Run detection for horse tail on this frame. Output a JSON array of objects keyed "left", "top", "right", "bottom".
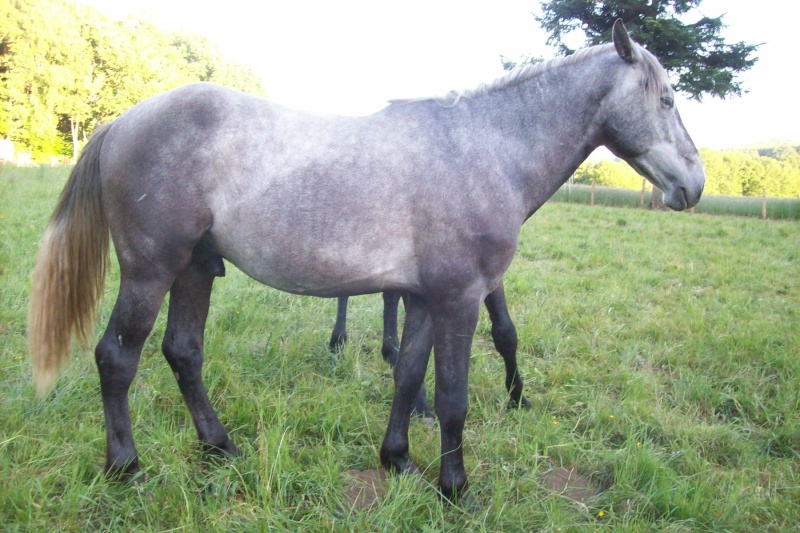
[{"left": 28, "top": 123, "right": 112, "bottom": 397}]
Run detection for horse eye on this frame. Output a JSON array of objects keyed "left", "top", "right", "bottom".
[{"left": 661, "top": 96, "right": 674, "bottom": 109}]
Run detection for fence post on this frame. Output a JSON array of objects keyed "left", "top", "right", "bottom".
[
  {"left": 591, "top": 177, "right": 596, "bottom": 206},
  {"left": 640, "top": 178, "right": 646, "bottom": 208},
  {"left": 762, "top": 188, "right": 767, "bottom": 219}
]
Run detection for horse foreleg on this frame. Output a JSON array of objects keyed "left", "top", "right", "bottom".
[
  {"left": 95, "top": 278, "right": 171, "bottom": 479},
  {"left": 381, "top": 291, "right": 433, "bottom": 420},
  {"left": 430, "top": 297, "right": 481, "bottom": 501},
  {"left": 329, "top": 296, "right": 349, "bottom": 351},
  {"left": 161, "top": 260, "right": 239, "bottom": 457},
  {"left": 380, "top": 294, "right": 433, "bottom": 475},
  {"left": 484, "top": 282, "right": 531, "bottom": 409}
]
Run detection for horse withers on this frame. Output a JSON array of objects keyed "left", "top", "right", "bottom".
[{"left": 28, "top": 20, "right": 704, "bottom": 501}]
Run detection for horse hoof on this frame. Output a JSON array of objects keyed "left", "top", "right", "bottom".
[
  {"left": 381, "top": 343, "right": 399, "bottom": 365},
  {"left": 329, "top": 332, "right": 347, "bottom": 352},
  {"left": 380, "top": 451, "right": 421, "bottom": 476},
  {"left": 411, "top": 405, "right": 436, "bottom": 422},
  {"left": 444, "top": 488, "right": 482, "bottom": 512},
  {"left": 104, "top": 457, "right": 141, "bottom": 483},
  {"left": 437, "top": 482, "right": 479, "bottom": 510},
  {"left": 508, "top": 396, "right": 532, "bottom": 410},
  {"left": 203, "top": 440, "right": 241, "bottom": 458}
]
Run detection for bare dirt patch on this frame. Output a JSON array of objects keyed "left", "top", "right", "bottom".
[
  {"left": 540, "top": 467, "right": 599, "bottom": 503},
  {"left": 341, "top": 469, "right": 388, "bottom": 511}
]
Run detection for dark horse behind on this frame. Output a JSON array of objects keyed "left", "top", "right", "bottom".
[
  {"left": 330, "top": 282, "right": 530, "bottom": 420},
  {"left": 28, "top": 21, "right": 703, "bottom": 500}
]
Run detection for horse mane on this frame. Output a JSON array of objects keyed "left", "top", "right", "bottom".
[{"left": 389, "top": 42, "right": 670, "bottom": 108}]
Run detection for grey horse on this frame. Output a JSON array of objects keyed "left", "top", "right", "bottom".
[{"left": 29, "top": 21, "right": 704, "bottom": 500}]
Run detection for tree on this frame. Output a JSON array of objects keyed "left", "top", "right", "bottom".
[
  {"left": 576, "top": 159, "right": 643, "bottom": 189},
  {"left": 0, "top": 0, "right": 266, "bottom": 160},
  {"left": 537, "top": 0, "right": 760, "bottom": 100},
  {"left": 0, "top": 0, "right": 82, "bottom": 157}
]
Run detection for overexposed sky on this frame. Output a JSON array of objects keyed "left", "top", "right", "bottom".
[{"left": 77, "top": 0, "right": 798, "bottom": 150}]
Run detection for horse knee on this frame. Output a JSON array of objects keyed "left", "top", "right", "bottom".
[
  {"left": 162, "top": 332, "right": 203, "bottom": 379},
  {"left": 95, "top": 335, "right": 139, "bottom": 389},
  {"left": 491, "top": 320, "right": 518, "bottom": 355}
]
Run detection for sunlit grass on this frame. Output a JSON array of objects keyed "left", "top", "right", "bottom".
[{"left": 1, "top": 165, "right": 798, "bottom": 530}]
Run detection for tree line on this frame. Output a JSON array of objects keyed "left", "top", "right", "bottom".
[
  {"left": 0, "top": 0, "right": 265, "bottom": 161},
  {"left": 574, "top": 146, "right": 800, "bottom": 198}
]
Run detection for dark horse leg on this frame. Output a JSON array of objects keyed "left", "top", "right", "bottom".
[
  {"left": 390, "top": 282, "right": 529, "bottom": 413},
  {"left": 380, "top": 294, "right": 434, "bottom": 474},
  {"left": 381, "top": 291, "right": 433, "bottom": 420},
  {"left": 484, "top": 283, "right": 531, "bottom": 409},
  {"left": 382, "top": 293, "right": 481, "bottom": 499},
  {"left": 330, "top": 291, "right": 432, "bottom": 419},
  {"left": 380, "top": 290, "right": 403, "bottom": 364},
  {"left": 329, "top": 292, "right": 403, "bottom": 361},
  {"left": 161, "top": 257, "right": 239, "bottom": 456},
  {"left": 95, "top": 275, "right": 173, "bottom": 478},
  {"left": 430, "top": 297, "right": 482, "bottom": 499},
  {"left": 95, "top": 245, "right": 237, "bottom": 478},
  {"left": 329, "top": 296, "right": 349, "bottom": 351}
]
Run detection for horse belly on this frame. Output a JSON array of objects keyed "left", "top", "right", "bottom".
[{"left": 209, "top": 220, "right": 418, "bottom": 297}]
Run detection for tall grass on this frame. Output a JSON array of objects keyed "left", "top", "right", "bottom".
[
  {"left": 553, "top": 182, "right": 800, "bottom": 219},
  {"left": 2, "top": 165, "right": 799, "bottom": 531}
]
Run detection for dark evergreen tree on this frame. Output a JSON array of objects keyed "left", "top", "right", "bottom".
[{"left": 537, "top": 0, "right": 760, "bottom": 100}]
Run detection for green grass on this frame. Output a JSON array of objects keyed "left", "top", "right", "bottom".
[
  {"left": 2, "top": 165, "right": 799, "bottom": 531},
  {"left": 553, "top": 183, "right": 800, "bottom": 219}
]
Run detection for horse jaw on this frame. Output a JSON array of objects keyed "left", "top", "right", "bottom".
[{"left": 626, "top": 143, "right": 705, "bottom": 210}]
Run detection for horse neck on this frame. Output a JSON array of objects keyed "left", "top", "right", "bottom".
[{"left": 468, "top": 56, "right": 616, "bottom": 217}]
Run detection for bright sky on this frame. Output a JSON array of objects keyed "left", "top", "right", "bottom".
[{"left": 77, "top": 0, "right": 798, "bottom": 150}]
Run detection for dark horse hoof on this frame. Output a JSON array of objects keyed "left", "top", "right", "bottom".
[
  {"left": 104, "top": 457, "right": 142, "bottom": 484},
  {"left": 202, "top": 440, "right": 241, "bottom": 458},
  {"left": 380, "top": 449, "right": 421, "bottom": 476},
  {"left": 329, "top": 331, "right": 348, "bottom": 352},
  {"left": 439, "top": 485, "right": 482, "bottom": 512},
  {"left": 381, "top": 341, "right": 400, "bottom": 366},
  {"left": 508, "top": 396, "right": 532, "bottom": 410}
]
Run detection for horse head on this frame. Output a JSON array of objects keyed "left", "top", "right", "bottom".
[{"left": 600, "top": 20, "right": 705, "bottom": 210}]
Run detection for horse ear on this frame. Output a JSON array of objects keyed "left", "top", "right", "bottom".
[{"left": 612, "top": 19, "right": 635, "bottom": 63}]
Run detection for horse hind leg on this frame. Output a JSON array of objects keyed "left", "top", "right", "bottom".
[
  {"left": 161, "top": 256, "right": 239, "bottom": 457},
  {"left": 381, "top": 291, "right": 403, "bottom": 365},
  {"left": 329, "top": 296, "right": 349, "bottom": 351},
  {"left": 484, "top": 282, "right": 530, "bottom": 409},
  {"left": 95, "top": 276, "right": 173, "bottom": 478}
]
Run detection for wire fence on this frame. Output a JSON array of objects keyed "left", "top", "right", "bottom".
[{"left": 552, "top": 181, "right": 800, "bottom": 220}]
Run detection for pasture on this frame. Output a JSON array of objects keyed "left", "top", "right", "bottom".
[{"left": 1, "top": 165, "right": 798, "bottom": 531}]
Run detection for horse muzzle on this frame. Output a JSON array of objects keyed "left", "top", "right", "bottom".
[{"left": 630, "top": 146, "right": 705, "bottom": 211}]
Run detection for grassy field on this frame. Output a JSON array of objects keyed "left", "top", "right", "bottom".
[{"left": 1, "top": 165, "right": 798, "bottom": 531}]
